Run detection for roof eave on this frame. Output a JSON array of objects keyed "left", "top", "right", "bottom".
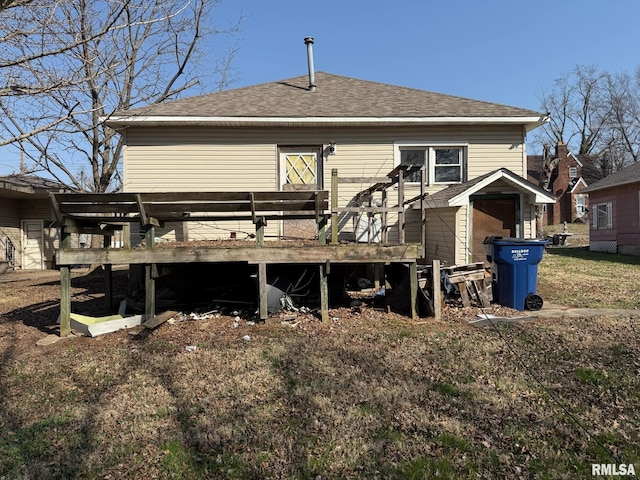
[
  {"left": 448, "top": 170, "right": 556, "bottom": 206},
  {"left": 105, "top": 115, "right": 548, "bottom": 129}
]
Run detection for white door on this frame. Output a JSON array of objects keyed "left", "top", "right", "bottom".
[{"left": 22, "top": 220, "right": 44, "bottom": 269}]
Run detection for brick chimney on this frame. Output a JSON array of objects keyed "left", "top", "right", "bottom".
[
  {"left": 551, "top": 142, "right": 570, "bottom": 225},
  {"left": 555, "top": 142, "right": 568, "bottom": 160}
]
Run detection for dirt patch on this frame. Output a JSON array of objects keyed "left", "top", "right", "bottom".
[{"left": 0, "top": 267, "right": 520, "bottom": 352}]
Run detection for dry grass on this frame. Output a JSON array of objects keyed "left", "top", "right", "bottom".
[
  {"left": 538, "top": 247, "right": 640, "bottom": 308},
  {"left": 0, "top": 255, "right": 639, "bottom": 479}
]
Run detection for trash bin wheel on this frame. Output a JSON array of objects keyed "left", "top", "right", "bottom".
[{"left": 524, "top": 294, "right": 543, "bottom": 311}]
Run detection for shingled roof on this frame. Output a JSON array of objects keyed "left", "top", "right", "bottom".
[
  {"left": 582, "top": 160, "right": 640, "bottom": 193},
  {"left": 527, "top": 152, "right": 603, "bottom": 186},
  {"left": 0, "top": 174, "right": 71, "bottom": 198},
  {"left": 108, "top": 72, "right": 546, "bottom": 129}
]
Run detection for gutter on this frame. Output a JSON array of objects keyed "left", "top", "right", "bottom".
[{"left": 105, "top": 115, "right": 549, "bottom": 131}]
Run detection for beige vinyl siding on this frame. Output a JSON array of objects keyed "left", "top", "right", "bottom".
[
  {"left": 0, "top": 199, "right": 21, "bottom": 264},
  {"left": 123, "top": 124, "right": 526, "bottom": 242},
  {"left": 523, "top": 198, "right": 536, "bottom": 238},
  {"left": 423, "top": 207, "right": 460, "bottom": 266}
]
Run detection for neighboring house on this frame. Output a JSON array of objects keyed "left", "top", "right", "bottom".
[
  {"left": 527, "top": 142, "right": 603, "bottom": 225},
  {"left": 581, "top": 161, "right": 640, "bottom": 255},
  {"left": 106, "top": 71, "right": 555, "bottom": 266},
  {"left": 0, "top": 174, "right": 70, "bottom": 271}
]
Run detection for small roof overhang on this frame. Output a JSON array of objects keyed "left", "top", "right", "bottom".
[
  {"left": 421, "top": 168, "right": 556, "bottom": 209},
  {"left": 569, "top": 177, "right": 588, "bottom": 193},
  {"left": 105, "top": 115, "right": 548, "bottom": 131}
]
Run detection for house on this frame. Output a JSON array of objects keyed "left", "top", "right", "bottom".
[
  {"left": 527, "top": 142, "right": 603, "bottom": 226},
  {"left": 581, "top": 161, "right": 640, "bottom": 255},
  {"left": 0, "top": 174, "right": 70, "bottom": 271},
  {"left": 106, "top": 69, "right": 555, "bottom": 266}
]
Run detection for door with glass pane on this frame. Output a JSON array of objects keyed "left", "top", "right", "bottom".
[
  {"left": 279, "top": 147, "right": 323, "bottom": 238},
  {"left": 279, "top": 148, "right": 323, "bottom": 188}
]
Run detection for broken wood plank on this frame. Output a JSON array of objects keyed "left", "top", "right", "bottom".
[{"left": 143, "top": 310, "right": 179, "bottom": 329}]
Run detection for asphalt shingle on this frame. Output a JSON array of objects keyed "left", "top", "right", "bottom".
[{"left": 114, "top": 72, "right": 544, "bottom": 119}]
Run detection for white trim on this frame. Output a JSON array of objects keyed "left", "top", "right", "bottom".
[
  {"left": 106, "top": 115, "right": 548, "bottom": 130},
  {"left": 593, "top": 201, "right": 613, "bottom": 229},
  {"left": 569, "top": 177, "right": 588, "bottom": 193},
  {"left": 394, "top": 142, "right": 469, "bottom": 186},
  {"left": 448, "top": 170, "right": 556, "bottom": 206},
  {"left": 21, "top": 219, "right": 44, "bottom": 270}
]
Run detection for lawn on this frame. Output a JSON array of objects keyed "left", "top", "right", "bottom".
[{"left": 0, "top": 250, "right": 639, "bottom": 479}]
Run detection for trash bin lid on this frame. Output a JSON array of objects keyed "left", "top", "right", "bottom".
[{"left": 491, "top": 237, "right": 549, "bottom": 246}]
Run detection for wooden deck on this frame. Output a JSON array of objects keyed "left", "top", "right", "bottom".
[{"left": 51, "top": 176, "right": 425, "bottom": 337}]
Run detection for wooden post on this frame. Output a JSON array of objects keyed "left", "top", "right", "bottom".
[
  {"left": 59, "top": 228, "right": 72, "bottom": 337},
  {"left": 316, "top": 191, "right": 326, "bottom": 245},
  {"left": 331, "top": 168, "right": 338, "bottom": 244},
  {"left": 144, "top": 225, "right": 156, "bottom": 321},
  {"left": 256, "top": 217, "right": 265, "bottom": 247},
  {"left": 103, "top": 235, "right": 112, "bottom": 313},
  {"left": 258, "top": 262, "right": 268, "bottom": 322},
  {"left": 409, "top": 261, "right": 418, "bottom": 320},
  {"left": 420, "top": 167, "right": 427, "bottom": 261},
  {"left": 320, "top": 261, "right": 329, "bottom": 322},
  {"left": 398, "top": 169, "right": 405, "bottom": 244},
  {"left": 123, "top": 223, "right": 131, "bottom": 249},
  {"left": 60, "top": 266, "right": 71, "bottom": 337},
  {"left": 381, "top": 189, "right": 388, "bottom": 244},
  {"left": 432, "top": 259, "right": 442, "bottom": 320}
]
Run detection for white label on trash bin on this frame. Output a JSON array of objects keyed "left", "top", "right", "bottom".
[{"left": 511, "top": 248, "right": 529, "bottom": 261}]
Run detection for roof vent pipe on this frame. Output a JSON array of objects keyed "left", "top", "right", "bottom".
[{"left": 304, "top": 36, "right": 316, "bottom": 92}]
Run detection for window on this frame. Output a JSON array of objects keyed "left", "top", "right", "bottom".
[
  {"left": 399, "top": 149, "right": 426, "bottom": 182},
  {"left": 575, "top": 195, "right": 586, "bottom": 216},
  {"left": 592, "top": 202, "right": 612, "bottom": 229},
  {"left": 398, "top": 145, "right": 466, "bottom": 184},
  {"left": 569, "top": 166, "right": 577, "bottom": 178}
]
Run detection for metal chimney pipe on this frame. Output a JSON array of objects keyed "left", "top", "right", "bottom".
[{"left": 304, "top": 36, "right": 316, "bottom": 92}]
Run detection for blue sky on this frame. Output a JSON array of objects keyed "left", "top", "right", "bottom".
[
  {"left": 2, "top": 0, "right": 639, "bottom": 175},
  {"left": 212, "top": 0, "right": 639, "bottom": 111}
]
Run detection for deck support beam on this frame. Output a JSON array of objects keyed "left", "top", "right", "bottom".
[
  {"left": 320, "top": 261, "right": 329, "bottom": 322},
  {"left": 409, "top": 260, "right": 418, "bottom": 321},
  {"left": 258, "top": 262, "right": 268, "bottom": 321},
  {"left": 144, "top": 225, "right": 156, "bottom": 321},
  {"left": 59, "top": 229, "right": 72, "bottom": 337},
  {"left": 432, "top": 259, "right": 442, "bottom": 320},
  {"left": 103, "top": 235, "right": 112, "bottom": 313}
]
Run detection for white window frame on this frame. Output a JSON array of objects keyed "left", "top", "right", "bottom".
[
  {"left": 394, "top": 142, "right": 468, "bottom": 185},
  {"left": 569, "top": 166, "right": 577, "bottom": 178},
  {"left": 592, "top": 201, "right": 613, "bottom": 229},
  {"left": 575, "top": 195, "right": 586, "bottom": 216}
]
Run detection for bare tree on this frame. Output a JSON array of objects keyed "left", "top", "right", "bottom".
[
  {"left": 534, "top": 64, "right": 640, "bottom": 175},
  {"left": 535, "top": 144, "right": 561, "bottom": 237},
  {"left": 535, "top": 65, "right": 611, "bottom": 157},
  {"left": 0, "top": 0, "right": 240, "bottom": 192},
  {"left": 603, "top": 70, "right": 640, "bottom": 166}
]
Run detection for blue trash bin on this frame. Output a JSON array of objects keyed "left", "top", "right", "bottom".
[{"left": 483, "top": 237, "right": 548, "bottom": 311}]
